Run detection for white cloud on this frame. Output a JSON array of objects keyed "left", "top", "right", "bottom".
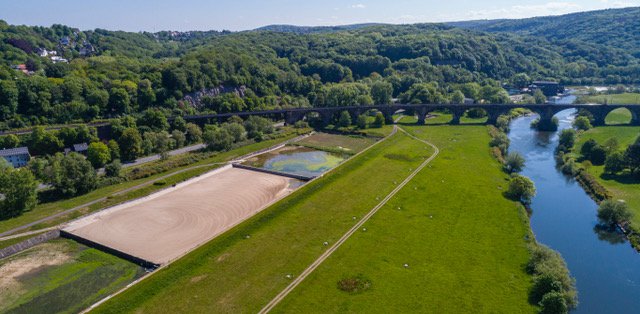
[{"left": 350, "top": 4, "right": 366, "bottom": 9}]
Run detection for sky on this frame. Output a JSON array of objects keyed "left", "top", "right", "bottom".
[{"left": 0, "top": 0, "right": 639, "bottom": 32}]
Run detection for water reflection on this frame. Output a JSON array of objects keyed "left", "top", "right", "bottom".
[{"left": 508, "top": 109, "right": 640, "bottom": 313}]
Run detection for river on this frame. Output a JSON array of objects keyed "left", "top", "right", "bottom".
[{"left": 508, "top": 106, "right": 640, "bottom": 313}]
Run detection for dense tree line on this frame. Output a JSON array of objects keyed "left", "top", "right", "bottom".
[{"left": 2, "top": 9, "right": 640, "bottom": 129}]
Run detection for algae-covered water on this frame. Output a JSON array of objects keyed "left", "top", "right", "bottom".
[{"left": 244, "top": 146, "right": 345, "bottom": 177}]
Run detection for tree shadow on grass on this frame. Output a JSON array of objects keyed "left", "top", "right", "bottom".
[{"left": 600, "top": 172, "right": 640, "bottom": 185}]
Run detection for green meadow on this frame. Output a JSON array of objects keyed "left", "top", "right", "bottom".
[
  {"left": 576, "top": 126, "right": 640, "bottom": 226},
  {"left": 274, "top": 121, "right": 534, "bottom": 313},
  {"left": 95, "top": 122, "right": 535, "bottom": 313}
]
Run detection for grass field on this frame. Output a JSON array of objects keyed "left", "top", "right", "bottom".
[
  {"left": 94, "top": 122, "right": 535, "bottom": 313},
  {"left": 0, "top": 239, "right": 143, "bottom": 313},
  {"left": 296, "top": 133, "right": 378, "bottom": 154},
  {"left": 581, "top": 93, "right": 640, "bottom": 105},
  {"left": 93, "top": 130, "right": 438, "bottom": 313},
  {"left": 579, "top": 93, "right": 639, "bottom": 125},
  {"left": 274, "top": 120, "right": 535, "bottom": 313},
  {"left": 576, "top": 126, "right": 640, "bottom": 226},
  {"left": 0, "top": 133, "right": 302, "bottom": 235}
]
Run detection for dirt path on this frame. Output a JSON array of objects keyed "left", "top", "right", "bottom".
[{"left": 258, "top": 126, "right": 439, "bottom": 313}]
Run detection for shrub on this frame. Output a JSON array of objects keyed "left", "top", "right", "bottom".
[
  {"left": 527, "top": 245, "right": 577, "bottom": 309},
  {"left": 337, "top": 275, "right": 371, "bottom": 294},
  {"left": 506, "top": 174, "right": 536, "bottom": 203},
  {"left": 104, "top": 159, "right": 122, "bottom": 178},
  {"left": 294, "top": 120, "right": 309, "bottom": 129},
  {"left": 558, "top": 129, "right": 576, "bottom": 149},
  {"left": 605, "top": 151, "right": 626, "bottom": 174},
  {"left": 504, "top": 152, "right": 525, "bottom": 173},
  {"left": 572, "top": 116, "right": 592, "bottom": 131},
  {"left": 539, "top": 291, "right": 569, "bottom": 314},
  {"left": 597, "top": 200, "right": 632, "bottom": 227}
]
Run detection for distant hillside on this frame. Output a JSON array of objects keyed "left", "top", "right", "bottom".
[
  {"left": 447, "top": 7, "right": 640, "bottom": 56},
  {"left": 256, "top": 23, "right": 384, "bottom": 34}
]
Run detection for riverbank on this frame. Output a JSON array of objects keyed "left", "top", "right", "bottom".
[{"left": 508, "top": 111, "right": 640, "bottom": 313}]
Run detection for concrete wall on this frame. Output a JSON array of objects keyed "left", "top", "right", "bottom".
[
  {"left": 232, "top": 163, "right": 315, "bottom": 181},
  {"left": 0, "top": 230, "right": 60, "bottom": 259}
]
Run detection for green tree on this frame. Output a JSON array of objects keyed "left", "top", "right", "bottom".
[
  {"left": 204, "top": 128, "right": 234, "bottom": 151},
  {"left": 172, "top": 116, "right": 187, "bottom": 132},
  {"left": 104, "top": 159, "right": 122, "bottom": 178},
  {"left": 45, "top": 153, "right": 97, "bottom": 197},
  {"left": 118, "top": 128, "right": 143, "bottom": 161},
  {"left": 539, "top": 292, "right": 569, "bottom": 314},
  {"left": 0, "top": 159, "right": 37, "bottom": 219},
  {"left": 0, "top": 80, "right": 18, "bottom": 119},
  {"left": 511, "top": 73, "right": 531, "bottom": 88},
  {"left": 108, "top": 87, "right": 131, "bottom": 113},
  {"left": 370, "top": 81, "right": 393, "bottom": 105},
  {"left": 573, "top": 116, "right": 592, "bottom": 131},
  {"left": 1, "top": 134, "right": 20, "bottom": 149},
  {"left": 337, "top": 111, "right": 352, "bottom": 128},
  {"left": 137, "top": 79, "right": 156, "bottom": 109},
  {"left": 507, "top": 174, "right": 536, "bottom": 203},
  {"left": 605, "top": 151, "right": 626, "bottom": 174},
  {"left": 138, "top": 109, "right": 169, "bottom": 132},
  {"left": 29, "top": 126, "right": 63, "bottom": 156},
  {"left": 504, "top": 152, "right": 526, "bottom": 173},
  {"left": 534, "top": 89, "right": 547, "bottom": 104},
  {"left": 450, "top": 90, "right": 465, "bottom": 104},
  {"left": 373, "top": 112, "right": 385, "bottom": 128},
  {"left": 625, "top": 136, "right": 640, "bottom": 175},
  {"left": 558, "top": 129, "right": 576, "bottom": 149},
  {"left": 356, "top": 114, "right": 368, "bottom": 129},
  {"left": 603, "top": 138, "right": 620, "bottom": 154},
  {"left": 222, "top": 123, "right": 247, "bottom": 143},
  {"left": 597, "top": 200, "right": 632, "bottom": 227},
  {"left": 185, "top": 123, "right": 203, "bottom": 144},
  {"left": 107, "top": 139, "right": 120, "bottom": 161},
  {"left": 171, "top": 130, "right": 186, "bottom": 148},
  {"left": 87, "top": 142, "right": 111, "bottom": 168},
  {"left": 244, "top": 116, "right": 274, "bottom": 139}
]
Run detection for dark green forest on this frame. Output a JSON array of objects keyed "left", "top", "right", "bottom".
[{"left": 1, "top": 7, "right": 640, "bottom": 129}]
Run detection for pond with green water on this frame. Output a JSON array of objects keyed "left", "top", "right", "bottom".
[{"left": 243, "top": 146, "right": 345, "bottom": 177}]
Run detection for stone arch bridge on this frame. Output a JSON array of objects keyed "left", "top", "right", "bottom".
[{"left": 182, "top": 103, "right": 640, "bottom": 129}]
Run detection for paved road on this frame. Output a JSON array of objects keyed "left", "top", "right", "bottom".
[
  {"left": 258, "top": 125, "right": 439, "bottom": 313},
  {"left": 121, "top": 143, "right": 206, "bottom": 169}
]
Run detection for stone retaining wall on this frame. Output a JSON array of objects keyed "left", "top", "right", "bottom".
[{"left": 0, "top": 230, "right": 60, "bottom": 259}]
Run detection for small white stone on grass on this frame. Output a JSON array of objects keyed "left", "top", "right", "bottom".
[
  {"left": 362, "top": 228, "right": 367, "bottom": 232},
  {"left": 353, "top": 216, "right": 357, "bottom": 220},
  {"left": 286, "top": 274, "right": 292, "bottom": 279},
  {"left": 245, "top": 235, "right": 251, "bottom": 239},
  {"left": 323, "top": 241, "right": 329, "bottom": 246},
  {"left": 403, "top": 263, "right": 409, "bottom": 268}
]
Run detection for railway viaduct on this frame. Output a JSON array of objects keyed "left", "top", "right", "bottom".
[{"left": 182, "top": 103, "right": 640, "bottom": 130}]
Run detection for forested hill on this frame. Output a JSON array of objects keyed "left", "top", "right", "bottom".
[
  {"left": 447, "top": 7, "right": 640, "bottom": 56},
  {"left": 1, "top": 8, "right": 640, "bottom": 129},
  {"left": 256, "top": 23, "right": 383, "bottom": 34}
]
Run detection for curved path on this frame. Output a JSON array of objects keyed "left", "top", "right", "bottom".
[{"left": 258, "top": 125, "right": 439, "bottom": 313}]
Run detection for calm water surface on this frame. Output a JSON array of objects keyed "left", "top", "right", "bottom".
[
  {"left": 508, "top": 109, "right": 640, "bottom": 313},
  {"left": 245, "top": 146, "right": 345, "bottom": 177}
]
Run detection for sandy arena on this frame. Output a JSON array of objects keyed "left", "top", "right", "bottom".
[{"left": 63, "top": 166, "right": 299, "bottom": 265}]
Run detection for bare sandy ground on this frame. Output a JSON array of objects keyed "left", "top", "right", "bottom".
[
  {"left": 63, "top": 166, "right": 299, "bottom": 265},
  {"left": 0, "top": 242, "right": 71, "bottom": 307}
]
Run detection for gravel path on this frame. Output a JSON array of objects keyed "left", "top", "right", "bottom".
[{"left": 258, "top": 126, "right": 439, "bottom": 313}]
